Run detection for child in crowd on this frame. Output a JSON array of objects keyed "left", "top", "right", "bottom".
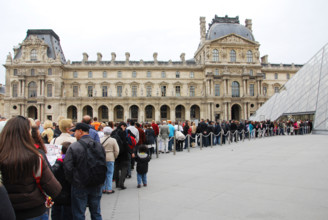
[
  {"left": 135, "top": 145, "right": 151, "bottom": 188},
  {"left": 51, "top": 142, "right": 73, "bottom": 220}
]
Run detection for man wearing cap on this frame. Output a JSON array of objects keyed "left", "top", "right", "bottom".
[
  {"left": 100, "top": 127, "right": 119, "bottom": 194},
  {"left": 64, "top": 122, "right": 105, "bottom": 219}
]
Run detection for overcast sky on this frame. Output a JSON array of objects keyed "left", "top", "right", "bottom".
[{"left": 1, "top": 0, "right": 327, "bottom": 84}]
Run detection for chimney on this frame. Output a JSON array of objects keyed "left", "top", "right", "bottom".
[
  {"left": 261, "top": 55, "right": 268, "bottom": 64},
  {"left": 245, "top": 19, "right": 252, "bottom": 32},
  {"left": 200, "top": 17, "right": 206, "bottom": 43}
]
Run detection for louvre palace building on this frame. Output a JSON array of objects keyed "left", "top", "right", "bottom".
[{"left": 3, "top": 15, "right": 302, "bottom": 123}]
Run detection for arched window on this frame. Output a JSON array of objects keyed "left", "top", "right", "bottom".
[
  {"left": 247, "top": 50, "right": 253, "bottom": 62},
  {"left": 28, "top": 81, "right": 37, "bottom": 97},
  {"left": 212, "top": 49, "right": 219, "bottom": 62},
  {"left": 232, "top": 81, "right": 240, "bottom": 97},
  {"left": 230, "top": 50, "right": 236, "bottom": 62},
  {"left": 30, "top": 49, "right": 37, "bottom": 61}
]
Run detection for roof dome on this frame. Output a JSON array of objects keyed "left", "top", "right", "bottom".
[{"left": 206, "top": 15, "right": 255, "bottom": 41}]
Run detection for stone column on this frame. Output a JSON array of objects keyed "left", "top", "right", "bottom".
[
  {"left": 170, "top": 109, "right": 175, "bottom": 122},
  {"left": 227, "top": 102, "right": 231, "bottom": 120},
  {"left": 257, "top": 81, "right": 260, "bottom": 96},
  {"left": 243, "top": 80, "right": 246, "bottom": 97},
  {"left": 224, "top": 79, "right": 227, "bottom": 96},
  {"left": 244, "top": 103, "right": 247, "bottom": 119},
  {"left": 224, "top": 103, "right": 228, "bottom": 120},
  {"left": 19, "top": 80, "right": 22, "bottom": 97},
  {"left": 77, "top": 105, "right": 83, "bottom": 122},
  {"left": 22, "top": 80, "right": 25, "bottom": 97},
  {"left": 155, "top": 109, "right": 160, "bottom": 122},
  {"left": 227, "top": 79, "right": 231, "bottom": 96},
  {"left": 185, "top": 108, "right": 190, "bottom": 121}
]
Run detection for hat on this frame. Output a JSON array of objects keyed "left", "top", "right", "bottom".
[
  {"left": 70, "top": 123, "right": 90, "bottom": 132},
  {"left": 103, "top": 126, "right": 113, "bottom": 135}
]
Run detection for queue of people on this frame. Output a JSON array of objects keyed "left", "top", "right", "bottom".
[{"left": 0, "top": 115, "right": 312, "bottom": 220}]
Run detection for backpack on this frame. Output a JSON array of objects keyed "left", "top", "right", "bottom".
[
  {"left": 127, "top": 134, "right": 137, "bottom": 149},
  {"left": 78, "top": 139, "right": 107, "bottom": 187}
]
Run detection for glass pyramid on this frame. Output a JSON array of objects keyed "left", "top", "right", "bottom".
[{"left": 249, "top": 43, "right": 328, "bottom": 134}]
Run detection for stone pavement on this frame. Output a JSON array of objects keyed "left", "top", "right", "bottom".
[{"left": 87, "top": 135, "right": 328, "bottom": 220}]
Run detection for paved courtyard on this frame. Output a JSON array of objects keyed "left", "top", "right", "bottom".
[{"left": 89, "top": 135, "right": 328, "bottom": 220}]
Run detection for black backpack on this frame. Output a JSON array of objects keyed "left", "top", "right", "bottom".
[{"left": 78, "top": 139, "right": 107, "bottom": 187}]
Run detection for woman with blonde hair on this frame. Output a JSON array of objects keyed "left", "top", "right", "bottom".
[
  {"left": 0, "top": 116, "right": 61, "bottom": 220},
  {"left": 50, "top": 118, "right": 76, "bottom": 145},
  {"left": 41, "top": 120, "right": 54, "bottom": 144}
]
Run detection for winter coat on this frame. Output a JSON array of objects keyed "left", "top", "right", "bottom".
[
  {"left": 135, "top": 152, "right": 150, "bottom": 174},
  {"left": 145, "top": 128, "right": 155, "bottom": 145},
  {"left": 52, "top": 157, "right": 71, "bottom": 205}
]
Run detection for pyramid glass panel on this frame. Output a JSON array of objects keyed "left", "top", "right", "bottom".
[{"left": 250, "top": 43, "right": 328, "bottom": 134}]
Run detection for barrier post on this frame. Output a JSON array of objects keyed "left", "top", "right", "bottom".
[
  {"left": 228, "top": 131, "right": 231, "bottom": 145},
  {"left": 173, "top": 135, "right": 176, "bottom": 155},
  {"left": 156, "top": 137, "right": 159, "bottom": 158},
  {"left": 200, "top": 133, "right": 203, "bottom": 150},
  {"left": 220, "top": 131, "right": 223, "bottom": 146},
  {"left": 188, "top": 134, "right": 190, "bottom": 152},
  {"left": 210, "top": 132, "right": 213, "bottom": 148}
]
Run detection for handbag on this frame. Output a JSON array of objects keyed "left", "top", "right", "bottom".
[{"left": 33, "top": 156, "right": 54, "bottom": 208}]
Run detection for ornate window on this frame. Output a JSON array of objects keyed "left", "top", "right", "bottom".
[
  {"left": 232, "top": 81, "right": 240, "bottom": 97},
  {"left": 14, "top": 69, "right": 18, "bottom": 76},
  {"left": 176, "top": 71, "right": 180, "bottom": 78},
  {"left": 161, "top": 86, "right": 166, "bottom": 97},
  {"left": 12, "top": 83, "right": 18, "bottom": 97},
  {"left": 146, "top": 86, "right": 152, "bottom": 97},
  {"left": 250, "top": 84, "right": 254, "bottom": 96},
  {"left": 117, "top": 86, "right": 122, "bottom": 97},
  {"left": 247, "top": 50, "right": 253, "bottom": 62},
  {"left": 103, "top": 71, "right": 107, "bottom": 78},
  {"left": 215, "top": 84, "right": 220, "bottom": 96},
  {"left": 73, "top": 71, "right": 78, "bottom": 78},
  {"left": 214, "top": 69, "right": 219, "bottom": 76},
  {"left": 190, "top": 86, "right": 195, "bottom": 97},
  {"left": 132, "top": 85, "right": 137, "bottom": 97},
  {"left": 212, "top": 49, "right": 219, "bottom": 62},
  {"left": 250, "top": 70, "right": 253, "bottom": 76},
  {"left": 230, "top": 50, "right": 236, "bottom": 62},
  {"left": 31, "top": 69, "right": 35, "bottom": 76},
  {"left": 190, "top": 71, "right": 194, "bottom": 78},
  {"left": 73, "top": 86, "right": 79, "bottom": 97},
  {"left": 275, "top": 73, "right": 278, "bottom": 79},
  {"left": 30, "top": 49, "right": 37, "bottom": 61},
  {"left": 287, "top": 73, "right": 290, "bottom": 79},
  {"left": 47, "top": 84, "right": 53, "bottom": 97},
  {"left": 88, "top": 71, "right": 93, "bottom": 78},
  {"left": 175, "top": 105, "right": 182, "bottom": 119},
  {"left": 146, "top": 106, "right": 153, "bottom": 118},
  {"left": 176, "top": 86, "right": 180, "bottom": 97},
  {"left": 161, "top": 71, "right": 166, "bottom": 78},
  {"left": 132, "top": 71, "right": 137, "bottom": 78},
  {"left": 88, "top": 86, "right": 93, "bottom": 97},
  {"left": 160, "top": 105, "right": 167, "bottom": 119},
  {"left": 117, "top": 71, "right": 122, "bottom": 78},
  {"left": 263, "top": 73, "right": 266, "bottom": 79},
  {"left": 116, "top": 106, "right": 123, "bottom": 119},
  {"left": 274, "top": 86, "right": 279, "bottom": 93},
  {"left": 48, "top": 68, "right": 52, "bottom": 76},
  {"left": 102, "top": 86, "right": 108, "bottom": 97},
  {"left": 28, "top": 81, "right": 37, "bottom": 97},
  {"left": 147, "top": 71, "right": 151, "bottom": 78}
]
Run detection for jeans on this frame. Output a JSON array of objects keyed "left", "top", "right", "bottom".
[
  {"left": 214, "top": 135, "right": 220, "bottom": 145},
  {"left": 71, "top": 185, "right": 102, "bottom": 220},
  {"left": 137, "top": 173, "right": 147, "bottom": 185},
  {"left": 51, "top": 204, "right": 73, "bottom": 220},
  {"left": 168, "top": 137, "right": 174, "bottom": 151},
  {"left": 102, "top": 161, "right": 114, "bottom": 191},
  {"left": 25, "top": 212, "right": 48, "bottom": 220}
]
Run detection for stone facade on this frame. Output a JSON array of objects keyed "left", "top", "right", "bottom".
[{"left": 3, "top": 15, "right": 302, "bottom": 123}]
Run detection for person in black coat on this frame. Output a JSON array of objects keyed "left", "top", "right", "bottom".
[
  {"left": 214, "top": 121, "right": 221, "bottom": 145},
  {"left": 112, "top": 122, "right": 133, "bottom": 190},
  {"left": 135, "top": 145, "right": 151, "bottom": 188},
  {"left": 145, "top": 124, "right": 155, "bottom": 158},
  {"left": 51, "top": 142, "right": 73, "bottom": 220}
]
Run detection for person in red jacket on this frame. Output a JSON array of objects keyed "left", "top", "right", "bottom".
[{"left": 151, "top": 120, "right": 159, "bottom": 153}]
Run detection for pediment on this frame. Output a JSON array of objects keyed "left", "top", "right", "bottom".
[{"left": 211, "top": 34, "right": 258, "bottom": 46}]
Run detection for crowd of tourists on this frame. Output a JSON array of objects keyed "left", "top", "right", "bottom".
[{"left": 0, "top": 115, "right": 312, "bottom": 220}]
